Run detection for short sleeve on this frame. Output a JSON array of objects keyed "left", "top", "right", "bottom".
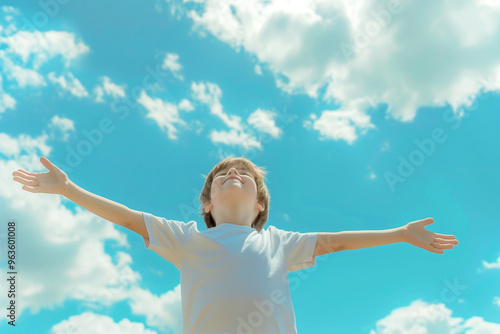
[
  {"left": 273, "top": 226, "right": 319, "bottom": 273},
  {"left": 142, "top": 211, "right": 196, "bottom": 269}
]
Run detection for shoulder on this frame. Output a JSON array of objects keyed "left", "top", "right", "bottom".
[
  {"left": 262, "top": 224, "right": 287, "bottom": 237},
  {"left": 264, "top": 224, "right": 292, "bottom": 233},
  {"left": 143, "top": 212, "right": 198, "bottom": 232}
]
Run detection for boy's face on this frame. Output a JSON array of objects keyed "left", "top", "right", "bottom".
[{"left": 205, "top": 163, "right": 264, "bottom": 219}]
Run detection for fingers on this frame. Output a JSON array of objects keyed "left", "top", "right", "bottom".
[
  {"left": 13, "top": 176, "right": 38, "bottom": 187},
  {"left": 12, "top": 169, "right": 36, "bottom": 181},
  {"left": 435, "top": 237, "right": 459, "bottom": 245},
  {"left": 12, "top": 170, "right": 40, "bottom": 189},
  {"left": 421, "top": 217, "right": 434, "bottom": 225},
  {"left": 21, "top": 185, "right": 40, "bottom": 193},
  {"left": 434, "top": 233, "right": 457, "bottom": 240},
  {"left": 431, "top": 241, "right": 454, "bottom": 250},
  {"left": 19, "top": 168, "right": 37, "bottom": 175},
  {"left": 40, "top": 156, "right": 54, "bottom": 171},
  {"left": 429, "top": 237, "right": 458, "bottom": 254},
  {"left": 428, "top": 246, "right": 444, "bottom": 254}
]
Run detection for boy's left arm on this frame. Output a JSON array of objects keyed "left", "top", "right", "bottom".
[{"left": 313, "top": 217, "right": 459, "bottom": 257}]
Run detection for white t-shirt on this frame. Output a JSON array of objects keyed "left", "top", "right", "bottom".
[{"left": 142, "top": 211, "right": 319, "bottom": 334}]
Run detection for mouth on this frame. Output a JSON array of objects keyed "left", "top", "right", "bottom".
[{"left": 224, "top": 176, "right": 242, "bottom": 184}]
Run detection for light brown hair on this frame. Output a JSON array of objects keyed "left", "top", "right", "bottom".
[{"left": 198, "top": 156, "right": 271, "bottom": 232}]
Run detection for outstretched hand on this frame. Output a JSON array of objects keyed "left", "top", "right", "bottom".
[
  {"left": 403, "top": 218, "right": 459, "bottom": 254},
  {"left": 12, "top": 156, "right": 70, "bottom": 195}
]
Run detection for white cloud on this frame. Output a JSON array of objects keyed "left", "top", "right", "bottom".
[
  {"left": 0, "top": 9, "right": 90, "bottom": 113},
  {"left": 128, "top": 284, "right": 183, "bottom": 334},
  {"left": 1, "top": 6, "right": 21, "bottom": 36},
  {"left": 190, "top": 81, "right": 282, "bottom": 150},
  {"left": 0, "top": 73, "right": 16, "bottom": 114},
  {"left": 176, "top": 0, "right": 500, "bottom": 144},
  {"left": 0, "top": 30, "right": 90, "bottom": 69},
  {"left": 93, "top": 76, "right": 126, "bottom": 103},
  {"left": 303, "top": 106, "right": 374, "bottom": 144},
  {"left": 137, "top": 90, "right": 188, "bottom": 140},
  {"left": 456, "top": 316, "right": 500, "bottom": 334},
  {"left": 0, "top": 50, "right": 46, "bottom": 88},
  {"left": 482, "top": 256, "right": 500, "bottom": 269},
  {"left": 178, "top": 98, "right": 194, "bottom": 111},
  {"left": 51, "top": 312, "right": 158, "bottom": 334},
  {"left": 191, "top": 81, "right": 243, "bottom": 131},
  {"left": 0, "top": 133, "right": 22, "bottom": 156},
  {"left": 2, "top": 5, "right": 20, "bottom": 14},
  {"left": 1, "top": 132, "right": 184, "bottom": 334},
  {"left": 247, "top": 108, "right": 282, "bottom": 138},
  {"left": 140, "top": 82, "right": 263, "bottom": 146},
  {"left": 370, "top": 299, "right": 500, "bottom": 334},
  {"left": 209, "top": 128, "right": 261, "bottom": 150},
  {"left": 0, "top": 92, "right": 16, "bottom": 113},
  {"left": 254, "top": 64, "right": 262, "bottom": 75},
  {"left": 184, "top": 0, "right": 349, "bottom": 97},
  {"left": 47, "top": 71, "right": 89, "bottom": 98},
  {"left": 480, "top": 0, "right": 500, "bottom": 5},
  {"left": 0, "top": 21, "right": 17, "bottom": 36},
  {"left": 48, "top": 115, "right": 75, "bottom": 141},
  {"left": 161, "top": 52, "right": 184, "bottom": 81},
  {"left": 0, "top": 132, "right": 51, "bottom": 158},
  {"left": 0, "top": 137, "right": 142, "bottom": 316},
  {"left": 163, "top": 0, "right": 189, "bottom": 19}
]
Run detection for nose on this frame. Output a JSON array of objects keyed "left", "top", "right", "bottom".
[{"left": 227, "top": 167, "right": 240, "bottom": 176}]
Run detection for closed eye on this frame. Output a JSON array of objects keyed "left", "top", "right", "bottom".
[{"left": 217, "top": 171, "right": 252, "bottom": 177}]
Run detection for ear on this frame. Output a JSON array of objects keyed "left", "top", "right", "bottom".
[
  {"left": 204, "top": 201, "right": 213, "bottom": 214},
  {"left": 256, "top": 201, "right": 265, "bottom": 212}
]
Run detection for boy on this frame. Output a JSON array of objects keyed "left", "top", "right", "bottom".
[{"left": 12, "top": 156, "right": 459, "bottom": 334}]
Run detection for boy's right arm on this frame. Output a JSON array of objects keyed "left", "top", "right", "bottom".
[
  {"left": 12, "top": 156, "right": 150, "bottom": 241},
  {"left": 63, "top": 180, "right": 149, "bottom": 239}
]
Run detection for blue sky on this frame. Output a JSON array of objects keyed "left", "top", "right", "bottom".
[{"left": 1, "top": 1, "right": 499, "bottom": 333}]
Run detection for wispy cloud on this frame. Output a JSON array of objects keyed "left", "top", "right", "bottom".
[
  {"left": 482, "top": 256, "right": 500, "bottom": 269},
  {"left": 93, "top": 76, "right": 126, "bottom": 102},
  {"left": 0, "top": 30, "right": 90, "bottom": 69},
  {"left": 48, "top": 71, "right": 89, "bottom": 98},
  {"left": 191, "top": 81, "right": 243, "bottom": 131},
  {"left": 137, "top": 90, "right": 189, "bottom": 140},
  {"left": 161, "top": 52, "right": 184, "bottom": 81},
  {"left": 247, "top": 108, "right": 283, "bottom": 138},
  {"left": 48, "top": 115, "right": 75, "bottom": 141}
]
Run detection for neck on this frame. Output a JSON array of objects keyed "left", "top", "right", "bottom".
[{"left": 215, "top": 210, "right": 253, "bottom": 228}]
